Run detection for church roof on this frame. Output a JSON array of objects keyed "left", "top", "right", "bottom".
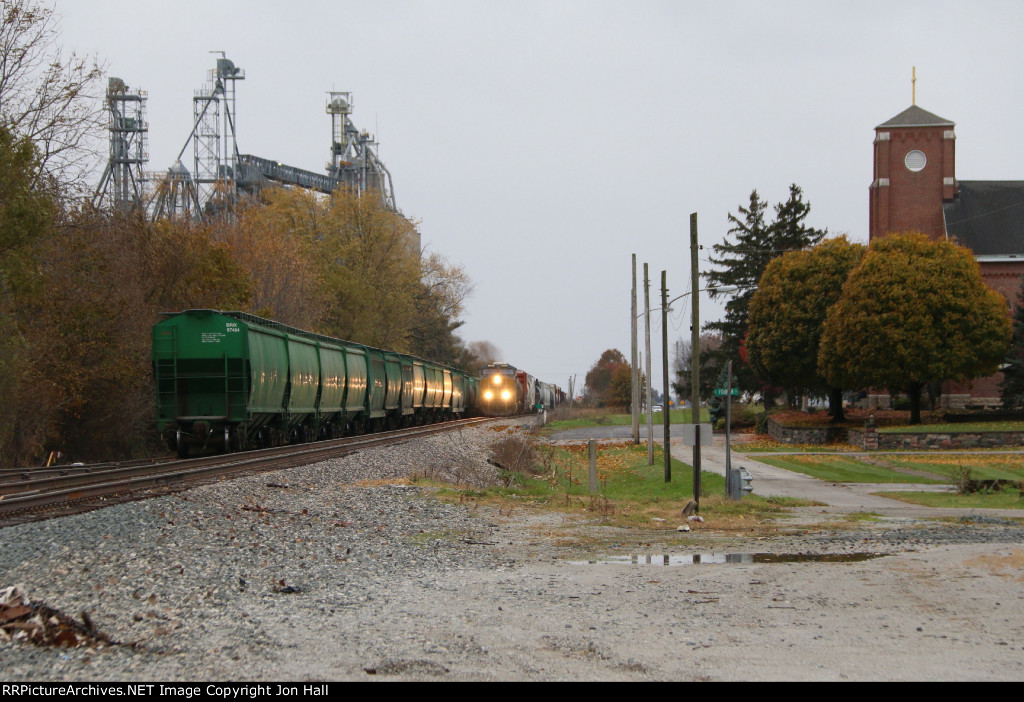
[
  {"left": 943, "top": 181, "right": 1024, "bottom": 256},
  {"left": 876, "top": 105, "right": 955, "bottom": 129}
]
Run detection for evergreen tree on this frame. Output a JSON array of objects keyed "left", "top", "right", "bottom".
[
  {"left": 704, "top": 185, "right": 827, "bottom": 402},
  {"left": 999, "top": 276, "right": 1024, "bottom": 408}
]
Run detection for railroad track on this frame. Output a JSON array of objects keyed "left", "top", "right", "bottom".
[{"left": 0, "top": 417, "right": 501, "bottom": 525}]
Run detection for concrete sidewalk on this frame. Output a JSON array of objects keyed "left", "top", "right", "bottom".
[{"left": 545, "top": 424, "right": 1024, "bottom": 521}]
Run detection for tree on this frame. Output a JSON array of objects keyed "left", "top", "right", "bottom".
[
  {"left": 607, "top": 363, "right": 636, "bottom": 409},
  {"left": 818, "top": 232, "right": 1011, "bottom": 424},
  {"left": 0, "top": 124, "right": 55, "bottom": 465},
  {"left": 704, "top": 190, "right": 770, "bottom": 389},
  {"left": 0, "top": 0, "right": 104, "bottom": 193},
  {"left": 281, "top": 186, "right": 422, "bottom": 350},
  {"left": 999, "top": 276, "right": 1024, "bottom": 408},
  {"left": 218, "top": 188, "right": 324, "bottom": 329},
  {"left": 0, "top": 124, "right": 52, "bottom": 283},
  {"left": 746, "top": 236, "right": 865, "bottom": 421},
  {"left": 584, "top": 348, "right": 628, "bottom": 405},
  {"left": 671, "top": 332, "right": 724, "bottom": 404},
  {"left": 705, "top": 185, "right": 827, "bottom": 400},
  {"left": 408, "top": 251, "right": 474, "bottom": 365},
  {"left": 17, "top": 207, "right": 253, "bottom": 462}
]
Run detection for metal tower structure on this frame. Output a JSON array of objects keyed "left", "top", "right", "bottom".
[
  {"left": 327, "top": 92, "right": 397, "bottom": 211},
  {"left": 92, "top": 77, "right": 149, "bottom": 211},
  {"left": 160, "top": 53, "right": 244, "bottom": 218},
  {"left": 193, "top": 54, "right": 244, "bottom": 211},
  {"left": 150, "top": 160, "right": 201, "bottom": 220},
  {"left": 144, "top": 57, "right": 401, "bottom": 221}
]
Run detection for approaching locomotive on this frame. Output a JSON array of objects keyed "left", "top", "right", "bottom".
[
  {"left": 479, "top": 362, "right": 563, "bottom": 416},
  {"left": 153, "top": 309, "right": 477, "bottom": 457}
]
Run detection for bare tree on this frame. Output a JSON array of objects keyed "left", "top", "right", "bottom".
[{"left": 0, "top": 0, "right": 105, "bottom": 193}]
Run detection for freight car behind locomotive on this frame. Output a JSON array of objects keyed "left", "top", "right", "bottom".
[
  {"left": 153, "top": 309, "right": 475, "bottom": 457},
  {"left": 479, "top": 362, "right": 563, "bottom": 416}
]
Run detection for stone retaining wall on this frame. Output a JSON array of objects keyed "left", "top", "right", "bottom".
[
  {"left": 860, "top": 430, "right": 1024, "bottom": 450},
  {"left": 772, "top": 417, "right": 1024, "bottom": 450},
  {"left": 766, "top": 417, "right": 848, "bottom": 444}
]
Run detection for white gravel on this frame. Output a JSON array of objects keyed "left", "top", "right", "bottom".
[{"left": 2, "top": 422, "right": 1023, "bottom": 681}]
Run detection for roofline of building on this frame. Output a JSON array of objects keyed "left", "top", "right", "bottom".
[
  {"left": 874, "top": 122, "right": 955, "bottom": 130},
  {"left": 975, "top": 254, "right": 1024, "bottom": 262}
]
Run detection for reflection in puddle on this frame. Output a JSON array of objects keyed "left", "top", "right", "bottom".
[{"left": 570, "top": 552, "right": 886, "bottom": 566}]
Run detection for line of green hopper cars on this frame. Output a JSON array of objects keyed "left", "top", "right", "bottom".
[{"left": 153, "top": 309, "right": 483, "bottom": 458}]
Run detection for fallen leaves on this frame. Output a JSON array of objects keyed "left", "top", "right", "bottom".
[{"left": 0, "top": 585, "right": 112, "bottom": 648}]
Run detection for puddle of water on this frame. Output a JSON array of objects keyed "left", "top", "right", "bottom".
[{"left": 570, "top": 552, "right": 886, "bottom": 566}]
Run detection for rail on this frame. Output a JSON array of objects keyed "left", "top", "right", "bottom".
[{"left": 0, "top": 417, "right": 499, "bottom": 524}]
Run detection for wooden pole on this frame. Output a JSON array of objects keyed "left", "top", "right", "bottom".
[
  {"left": 631, "top": 254, "right": 640, "bottom": 444},
  {"left": 644, "top": 263, "right": 654, "bottom": 465},
  {"left": 690, "top": 213, "right": 701, "bottom": 511},
  {"left": 662, "top": 270, "right": 670, "bottom": 482}
]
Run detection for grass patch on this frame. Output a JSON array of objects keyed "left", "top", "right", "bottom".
[
  {"left": 737, "top": 436, "right": 858, "bottom": 453},
  {"left": 542, "top": 407, "right": 707, "bottom": 432},
  {"left": 440, "top": 438, "right": 816, "bottom": 531},
  {"left": 755, "top": 455, "right": 944, "bottom": 483},
  {"left": 874, "top": 490, "right": 1024, "bottom": 510},
  {"left": 754, "top": 452, "right": 1024, "bottom": 515},
  {"left": 883, "top": 455, "right": 1024, "bottom": 482}
]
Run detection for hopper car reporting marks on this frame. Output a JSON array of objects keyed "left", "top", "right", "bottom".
[
  {"left": 479, "top": 362, "right": 565, "bottom": 417},
  {"left": 152, "top": 309, "right": 478, "bottom": 457}
]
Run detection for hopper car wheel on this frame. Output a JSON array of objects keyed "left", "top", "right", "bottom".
[
  {"left": 232, "top": 427, "right": 245, "bottom": 452},
  {"left": 176, "top": 429, "right": 190, "bottom": 459}
]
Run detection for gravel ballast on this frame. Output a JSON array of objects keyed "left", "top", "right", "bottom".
[{"left": 2, "top": 423, "right": 1023, "bottom": 681}]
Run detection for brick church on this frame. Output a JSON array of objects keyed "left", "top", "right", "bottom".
[{"left": 868, "top": 103, "right": 1024, "bottom": 408}]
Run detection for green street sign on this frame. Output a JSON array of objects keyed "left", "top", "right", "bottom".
[{"left": 714, "top": 388, "right": 739, "bottom": 396}]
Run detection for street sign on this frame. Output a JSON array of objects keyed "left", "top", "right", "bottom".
[{"left": 714, "top": 388, "right": 739, "bottom": 396}]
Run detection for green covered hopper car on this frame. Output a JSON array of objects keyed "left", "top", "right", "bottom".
[{"left": 153, "top": 309, "right": 475, "bottom": 457}]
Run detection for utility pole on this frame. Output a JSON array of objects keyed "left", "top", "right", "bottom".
[
  {"left": 661, "top": 270, "right": 670, "bottom": 482},
  {"left": 631, "top": 254, "right": 640, "bottom": 444},
  {"left": 690, "top": 213, "right": 702, "bottom": 511},
  {"left": 644, "top": 263, "right": 654, "bottom": 466}
]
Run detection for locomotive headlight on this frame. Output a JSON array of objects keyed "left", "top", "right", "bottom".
[
  {"left": 501, "top": 390, "right": 512, "bottom": 400},
  {"left": 492, "top": 375, "right": 502, "bottom": 385},
  {"left": 484, "top": 390, "right": 494, "bottom": 400}
]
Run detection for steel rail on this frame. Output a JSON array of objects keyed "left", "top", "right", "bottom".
[{"left": 0, "top": 417, "right": 501, "bottom": 522}]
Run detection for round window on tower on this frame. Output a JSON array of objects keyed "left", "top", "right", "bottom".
[{"left": 905, "top": 150, "right": 927, "bottom": 172}]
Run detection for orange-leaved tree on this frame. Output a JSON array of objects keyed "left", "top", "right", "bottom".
[
  {"left": 746, "top": 235, "right": 865, "bottom": 421},
  {"left": 818, "top": 231, "right": 1010, "bottom": 424}
]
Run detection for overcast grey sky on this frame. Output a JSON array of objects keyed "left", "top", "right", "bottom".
[{"left": 58, "top": 0, "right": 1024, "bottom": 395}]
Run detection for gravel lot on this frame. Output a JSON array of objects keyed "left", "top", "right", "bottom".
[{"left": 2, "top": 421, "right": 1023, "bottom": 681}]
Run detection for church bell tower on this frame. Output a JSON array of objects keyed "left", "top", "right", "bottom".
[{"left": 869, "top": 101, "right": 957, "bottom": 241}]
